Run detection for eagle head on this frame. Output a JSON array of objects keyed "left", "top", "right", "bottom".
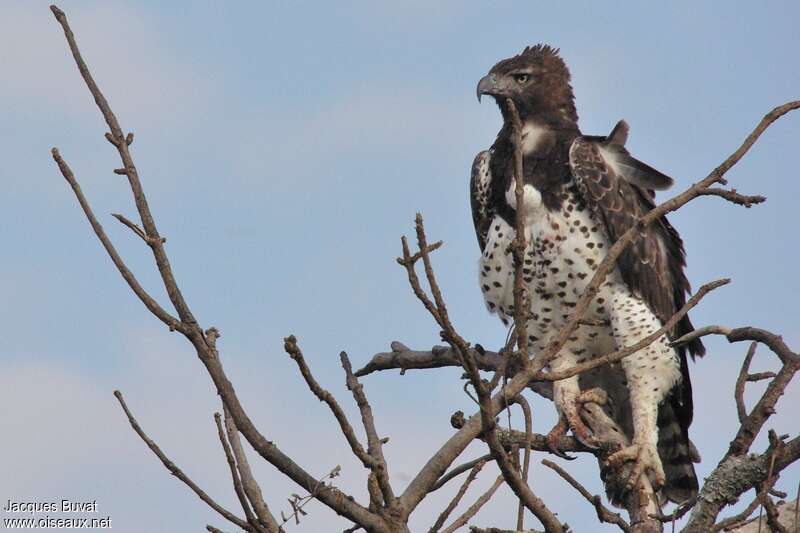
[{"left": 477, "top": 44, "right": 578, "bottom": 127}]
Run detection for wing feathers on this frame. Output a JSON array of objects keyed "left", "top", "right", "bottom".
[
  {"left": 470, "top": 151, "right": 492, "bottom": 250},
  {"left": 606, "top": 119, "right": 629, "bottom": 146},
  {"left": 601, "top": 144, "right": 675, "bottom": 191}
]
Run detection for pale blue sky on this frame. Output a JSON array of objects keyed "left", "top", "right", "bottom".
[{"left": 2, "top": 2, "right": 798, "bottom": 531}]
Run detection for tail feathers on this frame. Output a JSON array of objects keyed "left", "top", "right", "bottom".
[{"left": 657, "top": 399, "right": 700, "bottom": 504}]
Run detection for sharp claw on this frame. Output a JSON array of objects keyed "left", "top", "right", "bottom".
[
  {"left": 548, "top": 442, "right": 577, "bottom": 461},
  {"left": 564, "top": 407, "right": 599, "bottom": 449},
  {"left": 545, "top": 414, "right": 578, "bottom": 460},
  {"left": 606, "top": 442, "right": 665, "bottom": 490}
]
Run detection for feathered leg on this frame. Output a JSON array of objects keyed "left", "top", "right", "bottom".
[
  {"left": 605, "top": 288, "right": 681, "bottom": 490},
  {"left": 545, "top": 341, "right": 608, "bottom": 452}
]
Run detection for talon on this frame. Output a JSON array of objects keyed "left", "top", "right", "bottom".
[
  {"left": 545, "top": 414, "right": 576, "bottom": 460},
  {"left": 606, "top": 441, "right": 666, "bottom": 490},
  {"left": 565, "top": 406, "right": 599, "bottom": 449},
  {"left": 577, "top": 388, "right": 607, "bottom": 406}
]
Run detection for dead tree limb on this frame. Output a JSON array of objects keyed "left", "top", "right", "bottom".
[
  {"left": 213, "top": 412, "right": 262, "bottom": 531},
  {"left": 683, "top": 327, "right": 800, "bottom": 531},
  {"left": 430, "top": 459, "right": 487, "bottom": 532},
  {"left": 440, "top": 475, "right": 506, "bottom": 533},
  {"left": 50, "top": 6, "right": 396, "bottom": 531},
  {"left": 222, "top": 407, "right": 281, "bottom": 532},
  {"left": 542, "top": 459, "right": 631, "bottom": 532},
  {"left": 113, "top": 391, "right": 250, "bottom": 531}
]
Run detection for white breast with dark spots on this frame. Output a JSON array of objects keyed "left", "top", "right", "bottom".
[
  {"left": 479, "top": 186, "right": 615, "bottom": 330},
  {"left": 478, "top": 185, "right": 681, "bottom": 414}
]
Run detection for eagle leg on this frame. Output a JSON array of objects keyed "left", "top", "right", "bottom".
[
  {"left": 606, "top": 288, "right": 680, "bottom": 491},
  {"left": 548, "top": 384, "right": 607, "bottom": 452}
]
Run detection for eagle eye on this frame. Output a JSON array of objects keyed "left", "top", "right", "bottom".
[{"left": 513, "top": 73, "right": 530, "bottom": 84}]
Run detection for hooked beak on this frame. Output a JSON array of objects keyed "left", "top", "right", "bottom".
[{"left": 476, "top": 74, "right": 496, "bottom": 102}]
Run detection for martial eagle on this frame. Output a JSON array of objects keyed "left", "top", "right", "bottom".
[{"left": 472, "top": 44, "right": 703, "bottom": 504}]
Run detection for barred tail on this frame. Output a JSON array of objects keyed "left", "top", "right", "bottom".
[{"left": 657, "top": 394, "right": 700, "bottom": 504}]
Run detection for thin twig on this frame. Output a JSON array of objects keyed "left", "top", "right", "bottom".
[
  {"left": 735, "top": 342, "right": 759, "bottom": 424},
  {"left": 440, "top": 475, "right": 505, "bottom": 533},
  {"left": 542, "top": 460, "right": 631, "bottom": 532},
  {"left": 431, "top": 455, "right": 494, "bottom": 493},
  {"left": 51, "top": 149, "right": 182, "bottom": 332},
  {"left": 670, "top": 325, "right": 734, "bottom": 347},
  {"left": 405, "top": 215, "right": 565, "bottom": 532},
  {"left": 284, "top": 336, "right": 377, "bottom": 469},
  {"left": 278, "top": 465, "right": 342, "bottom": 528},
  {"left": 506, "top": 99, "right": 530, "bottom": 361},
  {"left": 112, "top": 212, "right": 165, "bottom": 246},
  {"left": 652, "top": 497, "right": 697, "bottom": 523},
  {"left": 341, "top": 352, "right": 396, "bottom": 507},
  {"left": 113, "top": 391, "right": 249, "bottom": 530},
  {"left": 214, "top": 412, "right": 260, "bottom": 531},
  {"left": 430, "top": 460, "right": 487, "bottom": 532},
  {"left": 51, "top": 4, "right": 197, "bottom": 326},
  {"left": 397, "top": 241, "right": 444, "bottom": 265},
  {"left": 222, "top": 406, "right": 281, "bottom": 533},
  {"left": 697, "top": 187, "right": 766, "bottom": 207},
  {"left": 516, "top": 396, "right": 533, "bottom": 531}
]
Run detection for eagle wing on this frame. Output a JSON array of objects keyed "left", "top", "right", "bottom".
[
  {"left": 569, "top": 126, "right": 704, "bottom": 401},
  {"left": 568, "top": 123, "right": 700, "bottom": 356},
  {"left": 570, "top": 123, "right": 703, "bottom": 503},
  {"left": 470, "top": 150, "right": 493, "bottom": 251}
]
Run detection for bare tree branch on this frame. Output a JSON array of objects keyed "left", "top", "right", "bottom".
[
  {"left": 542, "top": 459, "right": 631, "bottom": 532},
  {"left": 506, "top": 98, "right": 531, "bottom": 362},
  {"left": 222, "top": 407, "right": 281, "bottom": 533},
  {"left": 50, "top": 149, "right": 182, "bottom": 332},
  {"left": 734, "top": 342, "right": 758, "bottom": 424},
  {"left": 401, "top": 213, "right": 566, "bottom": 532},
  {"left": 51, "top": 4, "right": 197, "bottom": 326},
  {"left": 283, "top": 336, "right": 377, "bottom": 470},
  {"left": 51, "top": 6, "right": 392, "bottom": 530},
  {"left": 430, "top": 459, "right": 487, "bottom": 532},
  {"left": 112, "top": 391, "right": 249, "bottom": 530},
  {"left": 684, "top": 434, "right": 800, "bottom": 531},
  {"left": 431, "top": 455, "right": 493, "bottom": 493},
  {"left": 440, "top": 475, "right": 505, "bottom": 533},
  {"left": 516, "top": 395, "right": 534, "bottom": 531},
  {"left": 696, "top": 188, "right": 766, "bottom": 207},
  {"left": 214, "top": 412, "right": 261, "bottom": 531},
  {"left": 341, "top": 351, "right": 397, "bottom": 510}
]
